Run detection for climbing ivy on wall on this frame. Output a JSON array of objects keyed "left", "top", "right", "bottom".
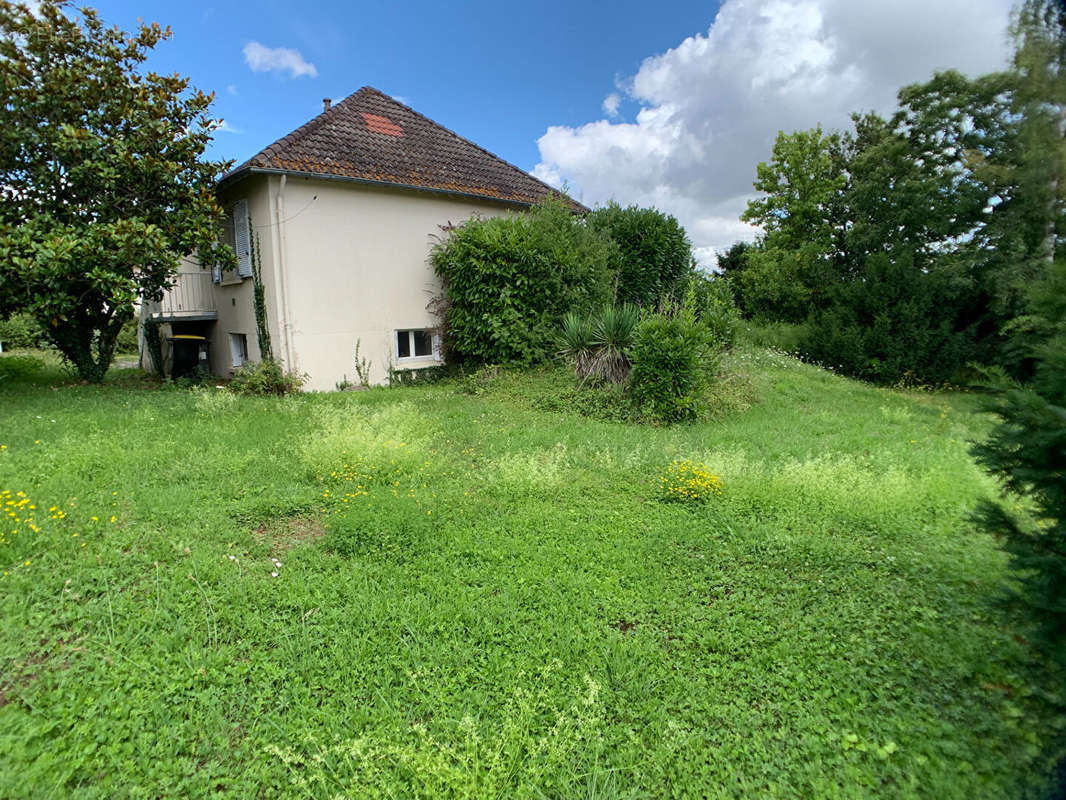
[{"left": 249, "top": 227, "right": 273, "bottom": 361}]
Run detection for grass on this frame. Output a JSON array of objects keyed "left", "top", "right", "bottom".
[{"left": 0, "top": 346, "right": 1063, "bottom": 798}]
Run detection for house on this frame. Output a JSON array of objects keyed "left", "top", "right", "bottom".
[{"left": 141, "top": 86, "right": 582, "bottom": 390}]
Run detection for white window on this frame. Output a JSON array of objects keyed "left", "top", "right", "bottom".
[
  {"left": 395, "top": 329, "right": 440, "bottom": 361},
  {"left": 229, "top": 333, "right": 248, "bottom": 368},
  {"left": 215, "top": 199, "right": 251, "bottom": 283}
]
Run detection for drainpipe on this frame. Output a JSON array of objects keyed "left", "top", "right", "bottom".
[{"left": 273, "top": 175, "right": 295, "bottom": 369}]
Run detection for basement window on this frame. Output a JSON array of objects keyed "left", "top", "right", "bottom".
[{"left": 395, "top": 329, "right": 439, "bottom": 361}]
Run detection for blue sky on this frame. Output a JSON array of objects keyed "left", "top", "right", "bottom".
[
  {"left": 91, "top": 0, "right": 1016, "bottom": 259},
  {"left": 90, "top": 0, "right": 720, "bottom": 171}
]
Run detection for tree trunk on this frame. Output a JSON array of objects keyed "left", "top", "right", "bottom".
[{"left": 44, "top": 308, "right": 127, "bottom": 383}]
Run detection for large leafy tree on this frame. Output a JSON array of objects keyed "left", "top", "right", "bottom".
[
  {"left": 741, "top": 125, "right": 847, "bottom": 253},
  {"left": 803, "top": 75, "right": 1015, "bottom": 383},
  {"left": 738, "top": 126, "right": 848, "bottom": 321},
  {"left": 739, "top": 69, "right": 1026, "bottom": 381},
  {"left": 0, "top": 0, "right": 232, "bottom": 381}
]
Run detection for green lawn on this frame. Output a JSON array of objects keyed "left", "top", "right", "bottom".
[{"left": 0, "top": 348, "right": 1062, "bottom": 798}]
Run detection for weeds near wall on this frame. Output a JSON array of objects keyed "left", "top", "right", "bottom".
[{"left": 354, "top": 339, "right": 372, "bottom": 388}]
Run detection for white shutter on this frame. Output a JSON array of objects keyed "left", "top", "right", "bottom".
[
  {"left": 234, "top": 199, "right": 252, "bottom": 278},
  {"left": 210, "top": 236, "right": 223, "bottom": 283}
]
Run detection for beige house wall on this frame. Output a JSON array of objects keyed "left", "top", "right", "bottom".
[
  {"left": 145, "top": 174, "right": 520, "bottom": 389},
  {"left": 209, "top": 175, "right": 280, "bottom": 377},
  {"left": 274, "top": 177, "right": 517, "bottom": 390}
]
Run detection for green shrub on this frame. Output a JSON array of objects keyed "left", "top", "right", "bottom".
[
  {"left": 557, "top": 305, "right": 639, "bottom": 383},
  {"left": 590, "top": 304, "right": 639, "bottom": 380},
  {"left": 587, "top": 202, "right": 693, "bottom": 307},
  {"left": 114, "top": 318, "right": 139, "bottom": 354},
  {"left": 683, "top": 272, "right": 740, "bottom": 349},
  {"left": 801, "top": 253, "right": 974, "bottom": 384},
  {"left": 628, "top": 311, "right": 717, "bottom": 423},
  {"left": 0, "top": 314, "right": 44, "bottom": 349},
  {"left": 432, "top": 197, "right": 612, "bottom": 365},
  {"left": 557, "top": 312, "right": 594, "bottom": 378},
  {"left": 0, "top": 353, "right": 45, "bottom": 381},
  {"left": 228, "top": 359, "right": 305, "bottom": 396}
]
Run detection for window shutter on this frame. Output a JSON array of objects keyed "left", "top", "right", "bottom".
[{"left": 234, "top": 199, "right": 252, "bottom": 278}]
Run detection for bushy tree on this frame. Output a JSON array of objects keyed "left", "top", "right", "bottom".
[
  {"left": 681, "top": 270, "right": 739, "bottom": 349},
  {"left": 0, "top": 1, "right": 233, "bottom": 382},
  {"left": 714, "top": 241, "right": 749, "bottom": 314},
  {"left": 586, "top": 202, "right": 693, "bottom": 307},
  {"left": 0, "top": 313, "right": 43, "bottom": 349},
  {"left": 972, "top": 0, "right": 1066, "bottom": 666},
  {"left": 738, "top": 242, "right": 826, "bottom": 324},
  {"left": 431, "top": 198, "right": 612, "bottom": 365},
  {"left": 738, "top": 127, "right": 848, "bottom": 321},
  {"left": 715, "top": 242, "right": 751, "bottom": 278},
  {"left": 991, "top": 0, "right": 1066, "bottom": 377},
  {"left": 973, "top": 260, "right": 1066, "bottom": 661},
  {"left": 738, "top": 69, "right": 1032, "bottom": 383},
  {"left": 742, "top": 125, "right": 847, "bottom": 253},
  {"left": 804, "top": 252, "right": 974, "bottom": 383}
]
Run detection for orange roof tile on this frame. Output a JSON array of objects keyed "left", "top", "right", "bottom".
[{"left": 222, "top": 86, "right": 585, "bottom": 211}]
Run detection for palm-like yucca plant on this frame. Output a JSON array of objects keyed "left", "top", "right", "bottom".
[
  {"left": 589, "top": 304, "right": 640, "bottom": 383},
  {"left": 558, "top": 311, "right": 595, "bottom": 379}
]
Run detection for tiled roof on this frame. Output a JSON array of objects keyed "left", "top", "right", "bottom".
[{"left": 223, "top": 86, "right": 585, "bottom": 211}]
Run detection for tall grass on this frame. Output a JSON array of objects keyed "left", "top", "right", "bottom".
[{"left": 0, "top": 348, "right": 1061, "bottom": 798}]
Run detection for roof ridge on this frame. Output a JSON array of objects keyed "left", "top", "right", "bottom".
[
  {"left": 221, "top": 86, "right": 585, "bottom": 211},
  {"left": 361, "top": 87, "right": 570, "bottom": 205},
  {"left": 238, "top": 87, "right": 370, "bottom": 172}
]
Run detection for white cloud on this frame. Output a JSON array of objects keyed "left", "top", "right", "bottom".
[
  {"left": 242, "top": 41, "right": 318, "bottom": 78},
  {"left": 534, "top": 0, "right": 1014, "bottom": 264},
  {"left": 226, "top": 84, "right": 238, "bottom": 96},
  {"left": 602, "top": 92, "right": 621, "bottom": 117}
]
